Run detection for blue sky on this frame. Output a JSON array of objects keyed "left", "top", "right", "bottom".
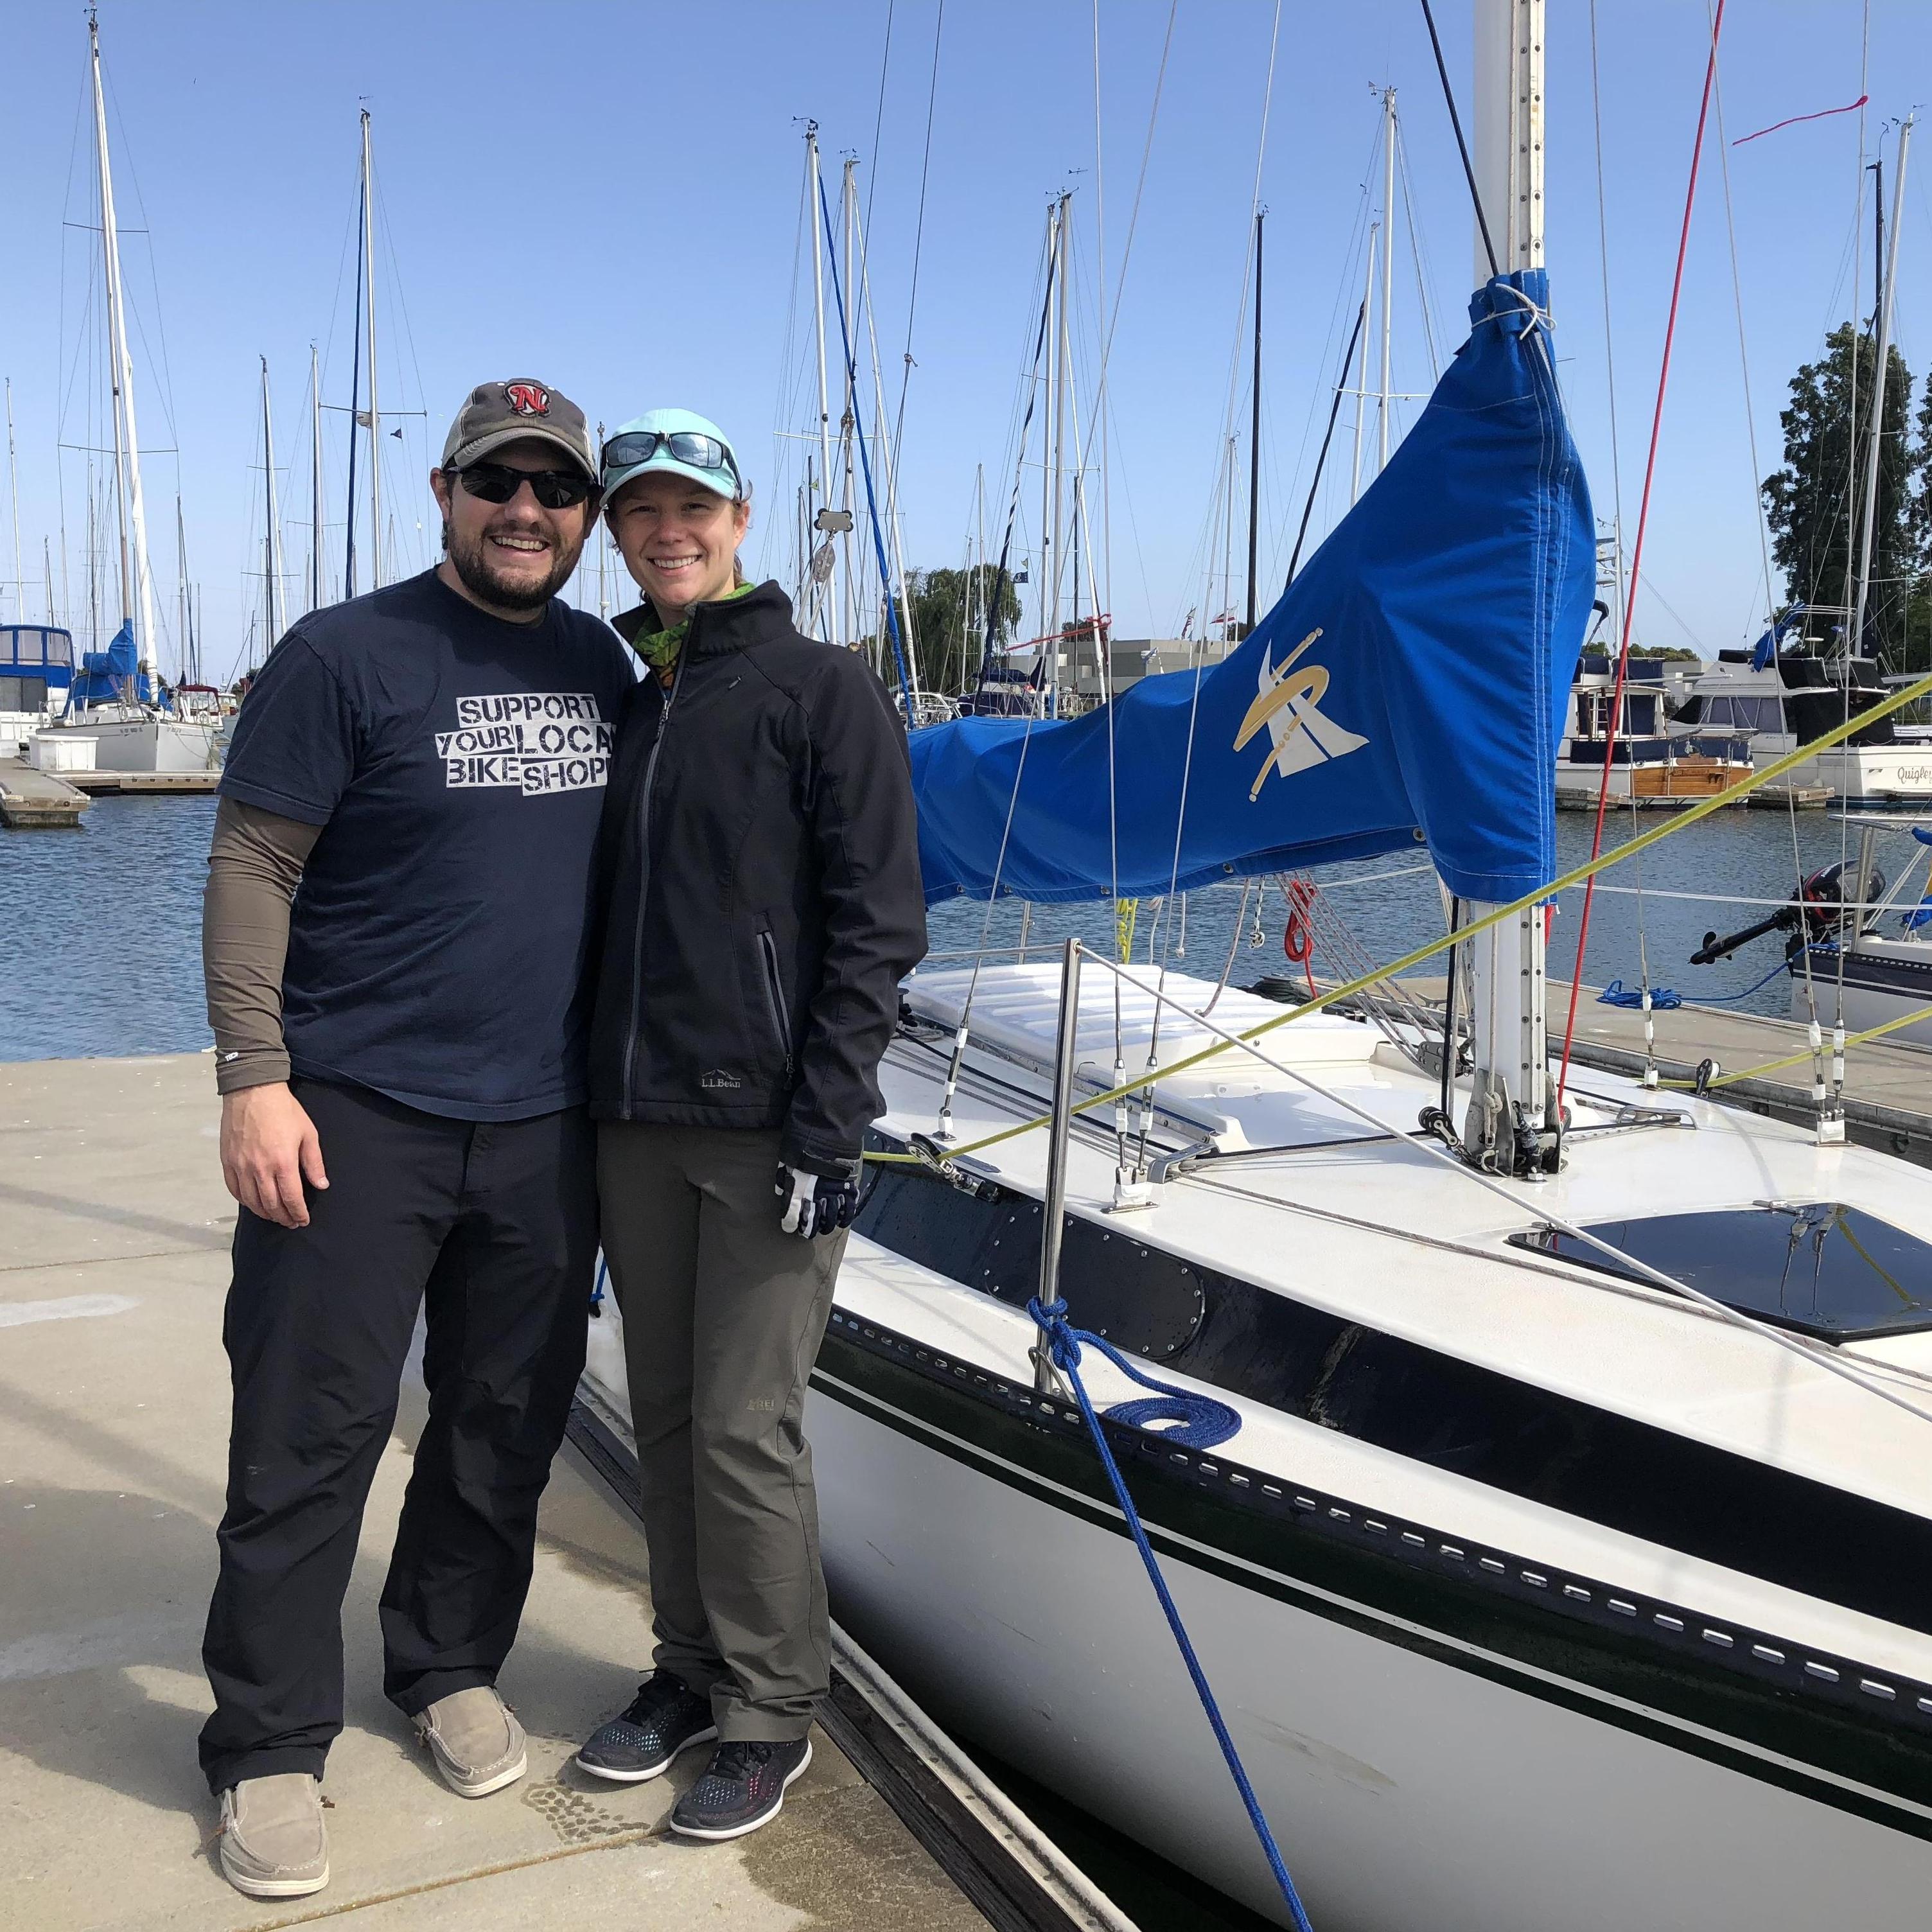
[{"left": 2, "top": 1, "right": 1926, "bottom": 683}]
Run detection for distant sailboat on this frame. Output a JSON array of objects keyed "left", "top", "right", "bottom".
[{"left": 42, "top": 9, "right": 217, "bottom": 775}]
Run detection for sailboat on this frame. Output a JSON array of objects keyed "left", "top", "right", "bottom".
[
  {"left": 579, "top": 7, "right": 1932, "bottom": 1925},
  {"left": 41, "top": 11, "right": 218, "bottom": 776}
]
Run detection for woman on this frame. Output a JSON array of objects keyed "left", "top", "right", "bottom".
[{"left": 573, "top": 409, "right": 926, "bottom": 1840}]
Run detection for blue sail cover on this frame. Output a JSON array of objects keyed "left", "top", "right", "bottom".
[
  {"left": 913, "top": 271, "right": 1594, "bottom": 906},
  {"left": 67, "top": 620, "right": 154, "bottom": 708}
]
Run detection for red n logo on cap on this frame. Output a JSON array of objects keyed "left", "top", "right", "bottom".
[{"left": 504, "top": 383, "right": 550, "bottom": 416}]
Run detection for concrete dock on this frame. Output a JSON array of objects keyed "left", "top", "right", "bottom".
[
  {"left": 0, "top": 1053, "right": 996, "bottom": 1931},
  {"left": 0, "top": 757, "right": 89, "bottom": 827}
]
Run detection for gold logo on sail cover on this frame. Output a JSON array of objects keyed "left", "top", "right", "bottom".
[{"left": 1233, "top": 628, "right": 1369, "bottom": 800}]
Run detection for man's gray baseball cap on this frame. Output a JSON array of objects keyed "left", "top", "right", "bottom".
[{"left": 441, "top": 380, "right": 597, "bottom": 482}]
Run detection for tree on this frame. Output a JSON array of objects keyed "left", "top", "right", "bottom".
[
  {"left": 875, "top": 564, "right": 1023, "bottom": 694},
  {"left": 1761, "top": 322, "right": 1918, "bottom": 669}
]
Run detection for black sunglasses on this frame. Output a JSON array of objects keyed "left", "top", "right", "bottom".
[
  {"left": 452, "top": 462, "right": 595, "bottom": 510},
  {"left": 601, "top": 430, "right": 742, "bottom": 494}
]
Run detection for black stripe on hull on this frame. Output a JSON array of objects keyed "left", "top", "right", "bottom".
[
  {"left": 1796, "top": 951, "right": 1932, "bottom": 1001},
  {"left": 816, "top": 1309, "right": 1932, "bottom": 1839},
  {"left": 854, "top": 1139, "right": 1932, "bottom": 1635}
]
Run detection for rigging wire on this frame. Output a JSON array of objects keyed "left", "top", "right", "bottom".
[
  {"left": 1418, "top": 0, "right": 1499, "bottom": 277},
  {"left": 862, "top": 0, "right": 896, "bottom": 246},
  {"left": 1556, "top": 0, "right": 1729, "bottom": 1109},
  {"left": 889, "top": 0, "right": 945, "bottom": 464},
  {"left": 1586, "top": 0, "right": 1660, "bottom": 1079},
  {"left": 1134, "top": 3, "right": 1279, "bottom": 1167},
  {"left": 1705, "top": 4, "right": 1831, "bottom": 1101}
]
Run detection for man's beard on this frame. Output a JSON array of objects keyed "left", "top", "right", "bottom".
[{"left": 445, "top": 520, "right": 579, "bottom": 611}]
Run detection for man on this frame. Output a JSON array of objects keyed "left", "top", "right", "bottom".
[
  {"left": 198, "top": 380, "right": 633, "bottom": 1901},
  {"left": 570, "top": 410, "right": 926, "bottom": 1840}
]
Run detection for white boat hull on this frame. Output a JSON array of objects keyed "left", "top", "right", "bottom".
[
  {"left": 1789, "top": 971, "right": 1932, "bottom": 1048},
  {"left": 39, "top": 716, "right": 218, "bottom": 773},
  {"left": 1777, "top": 746, "right": 1932, "bottom": 806},
  {"left": 812, "top": 1373, "right": 1932, "bottom": 1932}
]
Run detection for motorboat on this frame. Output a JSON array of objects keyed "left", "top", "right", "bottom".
[
  {"left": 1692, "top": 816, "right": 1932, "bottom": 1051},
  {"left": 1558, "top": 652, "right": 1752, "bottom": 807},
  {"left": 1667, "top": 622, "right": 1932, "bottom": 806}
]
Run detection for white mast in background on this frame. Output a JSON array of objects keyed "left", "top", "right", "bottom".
[
  {"left": 805, "top": 125, "right": 839, "bottom": 647},
  {"left": 260, "top": 357, "right": 285, "bottom": 649},
  {"left": 360, "top": 109, "right": 383, "bottom": 591},
  {"left": 90, "top": 7, "right": 159, "bottom": 686},
  {"left": 310, "top": 344, "right": 324, "bottom": 612},
  {"left": 1378, "top": 88, "right": 1398, "bottom": 475},
  {"left": 5, "top": 379, "right": 21, "bottom": 626},
  {"left": 1461, "top": 0, "right": 1552, "bottom": 1173}
]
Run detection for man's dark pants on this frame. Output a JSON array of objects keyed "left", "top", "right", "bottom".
[{"left": 198, "top": 1076, "right": 597, "bottom": 1794}]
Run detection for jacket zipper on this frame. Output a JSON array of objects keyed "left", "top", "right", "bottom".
[
  {"left": 757, "top": 931, "right": 795, "bottom": 1084},
  {"left": 619, "top": 667, "right": 681, "bottom": 1114}
]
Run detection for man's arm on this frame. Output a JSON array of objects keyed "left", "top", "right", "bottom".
[
  {"left": 204, "top": 798, "right": 328, "bottom": 1229},
  {"left": 783, "top": 663, "right": 929, "bottom": 1173}
]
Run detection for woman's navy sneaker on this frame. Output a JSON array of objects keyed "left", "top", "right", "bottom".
[
  {"left": 669, "top": 1737, "right": 812, "bottom": 1840},
  {"left": 574, "top": 1672, "right": 717, "bottom": 1784}
]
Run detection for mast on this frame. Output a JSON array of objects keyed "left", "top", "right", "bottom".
[
  {"left": 90, "top": 8, "right": 158, "bottom": 689},
  {"left": 1245, "top": 210, "right": 1263, "bottom": 634},
  {"left": 310, "top": 343, "right": 324, "bottom": 611},
  {"left": 840, "top": 161, "right": 861, "bottom": 659},
  {"left": 1850, "top": 116, "right": 1911, "bottom": 663},
  {"left": 174, "top": 494, "right": 189, "bottom": 683},
  {"left": 360, "top": 109, "right": 383, "bottom": 590},
  {"left": 5, "top": 378, "right": 21, "bottom": 626},
  {"left": 1050, "top": 191, "right": 1071, "bottom": 717},
  {"left": 1378, "top": 88, "right": 1398, "bottom": 474},
  {"left": 261, "top": 356, "right": 284, "bottom": 649},
  {"left": 848, "top": 165, "right": 922, "bottom": 696},
  {"left": 344, "top": 137, "right": 364, "bottom": 599},
  {"left": 1349, "top": 228, "right": 1376, "bottom": 503},
  {"left": 805, "top": 125, "right": 838, "bottom": 645},
  {"left": 1461, "top": 0, "right": 1553, "bottom": 1175}
]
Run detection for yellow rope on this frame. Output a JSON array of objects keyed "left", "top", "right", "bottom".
[
  {"left": 872, "top": 667, "right": 1932, "bottom": 1167},
  {"left": 1658, "top": 996, "right": 1932, "bottom": 1090}
]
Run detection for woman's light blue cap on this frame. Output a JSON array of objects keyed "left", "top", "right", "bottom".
[{"left": 601, "top": 407, "right": 745, "bottom": 504}]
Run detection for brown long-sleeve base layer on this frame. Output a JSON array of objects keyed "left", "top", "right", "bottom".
[{"left": 203, "top": 797, "right": 321, "bottom": 1094}]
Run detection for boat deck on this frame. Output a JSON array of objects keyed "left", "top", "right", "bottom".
[
  {"left": 1358, "top": 974, "right": 1932, "bottom": 1167},
  {"left": 0, "top": 1053, "right": 997, "bottom": 1931}
]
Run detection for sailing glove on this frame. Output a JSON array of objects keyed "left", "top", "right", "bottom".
[{"left": 776, "top": 1161, "right": 862, "bottom": 1239}]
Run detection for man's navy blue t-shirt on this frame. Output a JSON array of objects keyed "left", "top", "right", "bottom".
[{"left": 220, "top": 569, "right": 637, "bottom": 1121}]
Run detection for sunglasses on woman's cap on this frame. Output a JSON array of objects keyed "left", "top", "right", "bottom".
[
  {"left": 601, "top": 430, "right": 743, "bottom": 493},
  {"left": 450, "top": 462, "right": 596, "bottom": 510}
]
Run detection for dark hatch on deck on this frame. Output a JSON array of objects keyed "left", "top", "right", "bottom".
[{"left": 1509, "top": 1204, "right": 1932, "bottom": 1342}]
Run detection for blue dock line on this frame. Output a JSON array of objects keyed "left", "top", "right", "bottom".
[
  {"left": 1027, "top": 1294, "right": 1316, "bottom": 1931},
  {"left": 1601, "top": 944, "right": 1836, "bottom": 1014}
]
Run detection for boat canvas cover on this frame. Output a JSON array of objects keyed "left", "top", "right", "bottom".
[
  {"left": 911, "top": 271, "right": 1594, "bottom": 906},
  {"left": 66, "top": 620, "right": 153, "bottom": 709}
]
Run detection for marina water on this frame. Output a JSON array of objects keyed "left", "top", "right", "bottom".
[{"left": 0, "top": 798, "right": 1904, "bottom": 1064}]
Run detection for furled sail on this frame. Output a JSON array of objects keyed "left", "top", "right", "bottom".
[{"left": 911, "top": 271, "right": 1594, "bottom": 906}]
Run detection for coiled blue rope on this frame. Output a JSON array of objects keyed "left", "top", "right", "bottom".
[
  {"left": 1602, "top": 944, "right": 1838, "bottom": 1014},
  {"left": 1026, "top": 1294, "right": 1315, "bottom": 1931},
  {"left": 1595, "top": 979, "right": 1682, "bottom": 1010}
]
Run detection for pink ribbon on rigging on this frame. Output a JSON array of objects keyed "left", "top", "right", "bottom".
[{"left": 1732, "top": 94, "right": 1868, "bottom": 146}]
